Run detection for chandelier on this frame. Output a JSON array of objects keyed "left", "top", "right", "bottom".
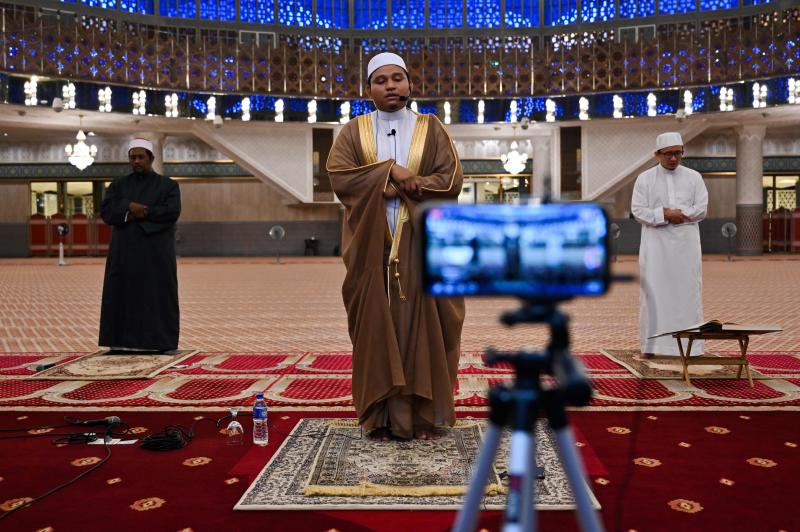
[
  {"left": 65, "top": 120, "right": 97, "bottom": 171},
  {"left": 501, "top": 140, "right": 528, "bottom": 175}
]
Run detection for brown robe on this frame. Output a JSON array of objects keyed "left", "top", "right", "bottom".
[{"left": 327, "top": 112, "right": 466, "bottom": 439}]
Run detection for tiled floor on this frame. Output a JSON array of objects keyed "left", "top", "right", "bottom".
[{"left": 0, "top": 256, "right": 797, "bottom": 354}]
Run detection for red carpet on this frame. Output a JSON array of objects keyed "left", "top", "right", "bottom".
[{"left": 0, "top": 410, "right": 798, "bottom": 531}]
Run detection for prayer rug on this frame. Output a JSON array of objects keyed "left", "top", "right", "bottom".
[
  {"left": 234, "top": 418, "right": 599, "bottom": 511},
  {"left": 600, "top": 350, "right": 774, "bottom": 380},
  {"left": 26, "top": 350, "right": 198, "bottom": 380}
]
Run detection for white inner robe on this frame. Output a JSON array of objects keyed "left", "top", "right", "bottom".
[
  {"left": 372, "top": 107, "right": 416, "bottom": 234},
  {"left": 631, "top": 163, "right": 709, "bottom": 356}
]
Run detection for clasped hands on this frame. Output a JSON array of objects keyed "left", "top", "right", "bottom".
[
  {"left": 663, "top": 207, "right": 688, "bottom": 224},
  {"left": 383, "top": 163, "right": 422, "bottom": 199},
  {"left": 128, "top": 201, "right": 148, "bottom": 219}
]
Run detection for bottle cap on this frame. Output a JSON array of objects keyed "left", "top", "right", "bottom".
[{"left": 255, "top": 393, "right": 264, "bottom": 399}]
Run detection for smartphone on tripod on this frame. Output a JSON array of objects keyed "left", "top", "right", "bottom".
[{"left": 420, "top": 201, "right": 609, "bottom": 532}]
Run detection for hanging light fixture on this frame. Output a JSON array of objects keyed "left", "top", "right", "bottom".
[
  {"left": 274, "top": 98, "right": 284, "bottom": 122},
  {"left": 444, "top": 101, "right": 451, "bottom": 124},
  {"left": 339, "top": 101, "right": 350, "bottom": 124},
  {"left": 612, "top": 95, "right": 623, "bottom": 118},
  {"left": 63, "top": 83, "right": 76, "bottom": 109},
  {"left": 242, "top": 97, "right": 251, "bottom": 121},
  {"left": 132, "top": 90, "right": 146, "bottom": 115},
  {"left": 477, "top": 100, "right": 485, "bottom": 124},
  {"left": 509, "top": 100, "right": 518, "bottom": 123},
  {"left": 307, "top": 99, "right": 318, "bottom": 123},
  {"left": 98, "top": 87, "right": 112, "bottom": 112},
  {"left": 545, "top": 99, "right": 556, "bottom": 122},
  {"left": 165, "top": 93, "right": 179, "bottom": 117},
  {"left": 719, "top": 87, "right": 734, "bottom": 112},
  {"left": 410, "top": 101, "right": 418, "bottom": 113},
  {"left": 683, "top": 90, "right": 693, "bottom": 116},
  {"left": 578, "top": 97, "right": 589, "bottom": 120},
  {"left": 789, "top": 78, "right": 799, "bottom": 104},
  {"left": 206, "top": 96, "right": 216, "bottom": 121},
  {"left": 501, "top": 127, "right": 528, "bottom": 175},
  {"left": 65, "top": 116, "right": 97, "bottom": 171},
  {"left": 24, "top": 76, "right": 39, "bottom": 106},
  {"left": 647, "top": 93, "right": 657, "bottom": 117}
]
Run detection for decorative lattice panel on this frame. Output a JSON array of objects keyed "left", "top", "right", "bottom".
[
  {"left": 453, "top": 49, "right": 469, "bottom": 97},
  {"left": 593, "top": 41, "right": 611, "bottom": 92},
  {"left": 563, "top": 48, "right": 579, "bottom": 93},
  {"left": 641, "top": 43, "right": 659, "bottom": 88}
]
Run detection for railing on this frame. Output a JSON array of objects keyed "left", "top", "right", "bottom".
[{"left": 1, "top": 5, "right": 798, "bottom": 98}]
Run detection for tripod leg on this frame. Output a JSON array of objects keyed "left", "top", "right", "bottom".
[
  {"left": 519, "top": 424, "right": 539, "bottom": 532},
  {"left": 553, "top": 426, "right": 604, "bottom": 532},
  {"left": 453, "top": 422, "right": 503, "bottom": 532},
  {"left": 502, "top": 429, "right": 536, "bottom": 532}
]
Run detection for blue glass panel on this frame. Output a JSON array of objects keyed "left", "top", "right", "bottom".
[
  {"left": 619, "top": 0, "right": 654, "bottom": 18},
  {"left": 581, "top": 0, "right": 614, "bottom": 23},
  {"left": 120, "top": 0, "right": 154, "bottom": 14},
  {"left": 241, "top": 0, "right": 256, "bottom": 21},
  {"left": 743, "top": 0, "right": 773, "bottom": 4},
  {"left": 544, "top": 0, "right": 577, "bottom": 26},
  {"left": 468, "top": 0, "right": 502, "bottom": 28},
  {"left": 160, "top": 0, "right": 196, "bottom": 17},
  {"left": 392, "top": 0, "right": 425, "bottom": 28},
  {"left": 80, "top": 0, "right": 108, "bottom": 7},
  {"left": 505, "top": 0, "right": 539, "bottom": 27},
  {"left": 351, "top": 99, "right": 376, "bottom": 116},
  {"left": 429, "top": 0, "right": 463, "bottom": 28},
  {"left": 700, "top": 0, "right": 737, "bottom": 10},
  {"left": 459, "top": 101, "right": 477, "bottom": 123},
  {"left": 200, "top": 0, "right": 217, "bottom": 19},
  {"left": 416, "top": 102, "right": 438, "bottom": 114},
  {"left": 220, "top": 0, "right": 236, "bottom": 20},
  {"left": 257, "top": 0, "right": 275, "bottom": 22},
  {"left": 317, "top": 0, "right": 348, "bottom": 28},
  {"left": 279, "top": 0, "right": 313, "bottom": 26},
  {"left": 659, "top": 0, "right": 696, "bottom": 14},
  {"left": 354, "top": 0, "right": 388, "bottom": 28},
  {"left": 769, "top": 77, "right": 789, "bottom": 103}
]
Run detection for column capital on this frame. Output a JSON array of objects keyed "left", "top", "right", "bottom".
[{"left": 735, "top": 124, "right": 766, "bottom": 142}]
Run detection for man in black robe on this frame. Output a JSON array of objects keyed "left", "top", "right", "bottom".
[{"left": 98, "top": 138, "right": 181, "bottom": 353}]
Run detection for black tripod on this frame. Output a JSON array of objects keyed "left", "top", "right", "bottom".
[{"left": 453, "top": 299, "right": 604, "bottom": 532}]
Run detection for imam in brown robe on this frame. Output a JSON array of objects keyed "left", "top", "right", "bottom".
[{"left": 327, "top": 111, "right": 466, "bottom": 439}]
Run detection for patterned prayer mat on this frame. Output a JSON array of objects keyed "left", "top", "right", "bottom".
[
  {"left": 235, "top": 418, "right": 600, "bottom": 511},
  {"left": 27, "top": 350, "right": 198, "bottom": 380},
  {"left": 600, "top": 350, "right": 775, "bottom": 380}
]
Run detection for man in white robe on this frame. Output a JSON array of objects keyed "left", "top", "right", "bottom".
[{"left": 632, "top": 132, "right": 708, "bottom": 357}]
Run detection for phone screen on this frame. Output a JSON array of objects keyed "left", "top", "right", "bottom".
[{"left": 421, "top": 202, "right": 610, "bottom": 297}]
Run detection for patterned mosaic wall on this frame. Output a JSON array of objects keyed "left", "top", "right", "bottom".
[{"left": 1, "top": 7, "right": 798, "bottom": 98}]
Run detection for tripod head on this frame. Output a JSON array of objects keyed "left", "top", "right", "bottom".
[{"left": 484, "top": 297, "right": 593, "bottom": 408}]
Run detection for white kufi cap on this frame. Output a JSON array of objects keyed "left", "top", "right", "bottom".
[
  {"left": 367, "top": 52, "right": 407, "bottom": 79},
  {"left": 656, "top": 132, "right": 683, "bottom": 151},
  {"left": 128, "top": 137, "right": 154, "bottom": 153}
]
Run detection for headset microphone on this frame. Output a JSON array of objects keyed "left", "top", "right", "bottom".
[{"left": 76, "top": 416, "right": 122, "bottom": 427}]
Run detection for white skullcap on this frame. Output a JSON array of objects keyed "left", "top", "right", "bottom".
[
  {"left": 656, "top": 132, "right": 683, "bottom": 151},
  {"left": 367, "top": 52, "right": 407, "bottom": 79},
  {"left": 128, "top": 137, "right": 154, "bottom": 153}
]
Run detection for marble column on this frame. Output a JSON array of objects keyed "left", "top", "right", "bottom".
[
  {"left": 532, "top": 134, "right": 552, "bottom": 199},
  {"left": 735, "top": 125, "right": 766, "bottom": 255}
]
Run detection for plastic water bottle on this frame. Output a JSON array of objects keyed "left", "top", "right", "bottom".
[{"left": 252, "top": 393, "right": 268, "bottom": 446}]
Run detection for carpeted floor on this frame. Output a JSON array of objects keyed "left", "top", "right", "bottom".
[
  {"left": 0, "top": 410, "right": 798, "bottom": 531},
  {"left": 1, "top": 257, "right": 799, "bottom": 531}
]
